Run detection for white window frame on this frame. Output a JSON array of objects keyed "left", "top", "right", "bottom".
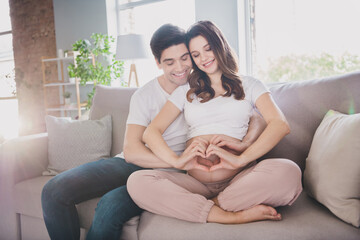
[
  {"left": 0, "top": 29, "right": 15, "bottom": 100},
  {"left": 237, "top": 0, "right": 252, "bottom": 76}
]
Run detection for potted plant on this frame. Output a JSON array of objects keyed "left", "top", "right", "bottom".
[
  {"left": 63, "top": 91, "right": 71, "bottom": 105},
  {"left": 67, "top": 33, "right": 125, "bottom": 108},
  {"left": 67, "top": 64, "right": 76, "bottom": 84}
]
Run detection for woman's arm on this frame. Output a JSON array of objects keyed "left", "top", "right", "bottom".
[
  {"left": 209, "top": 110, "right": 266, "bottom": 154},
  {"left": 206, "top": 93, "right": 289, "bottom": 170},
  {"left": 233, "top": 93, "right": 290, "bottom": 168},
  {"left": 237, "top": 92, "right": 289, "bottom": 165},
  {"left": 143, "top": 101, "right": 186, "bottom": 167},
  {"left": 123, "top": 124, "right": 173, "bottom": 168}
]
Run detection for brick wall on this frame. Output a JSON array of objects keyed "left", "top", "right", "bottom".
[{"left": 9, "top": 0, "right": 57, "bottom": 136}]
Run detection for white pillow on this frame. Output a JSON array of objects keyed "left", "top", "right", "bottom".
[
  {"left": 304, "top": 110, "right": 360, "bottom": 227},
  {"left": 43, "top": 115, "right": 112, "bottom": 175}
]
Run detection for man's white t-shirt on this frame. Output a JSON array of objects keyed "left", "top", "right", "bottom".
[
  {"left": 116, "top": 77, "right": 187, "bottom": 158},
  {"left": 168, "top": 76, "right": 269, "bottom": 141}
]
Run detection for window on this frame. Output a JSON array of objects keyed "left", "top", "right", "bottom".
[
  {"left": 238, "top": 0, "right": 360, "bottom": 82},
  {"left": 115, "top": 0, "right": 195, "bottom": 86},
  {"left": 0, "top": 0, "right": 18, "bottom": 141}
]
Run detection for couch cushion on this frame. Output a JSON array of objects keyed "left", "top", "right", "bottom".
[
  {"left": 13, "top": 176, "right": 99, "bottom": 228},
  {"left": 13, "top": 176, "right": 140, "bottom": 239},
  {"left": 14, "top": 176, "right": 52, "bottom": 219},
  {"left": 137, "top": 192, "right": 360, "bottom": 240},
  {"left": 262, "top": 71, "right": 360, "bottom": 171},
  {"left": 89, "top": 86, "right": 137, "bottom": 157},
  {"left": 304, "top": 110, "right": 360, "bottom": 227},
  {"left": 44, "top": 115, "right": 112, "bottom": 175}
]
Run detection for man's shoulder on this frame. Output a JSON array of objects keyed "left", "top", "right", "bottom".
[{"left": 132, "top": 78, "right": 158, "bottom": 99}]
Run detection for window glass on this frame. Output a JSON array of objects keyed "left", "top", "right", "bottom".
[
  {"left": 0, "top": 34, "right": 15, "bottom": 98},
  {"left": 0, "top": 0, "right": 17, "bottom": 141},
  {"left": 0, "top": 1, "right": 11, "bottom": 32},
  {"left": 0, "top": 34, "right": 13, "bottom": 59},
  {"left": 118, "top": 0, "right": 195, "bottom": 86},
  {"left": 251, "top": 0, "right": 360, "bottom": 82}
]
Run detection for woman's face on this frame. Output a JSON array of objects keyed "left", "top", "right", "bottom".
[{"left": 188, "top": 35, "right": 220, "bottom": 76}]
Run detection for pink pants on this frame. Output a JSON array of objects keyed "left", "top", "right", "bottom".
[{"left": 127, "top": 158, "right": 302, "bottom": 223}]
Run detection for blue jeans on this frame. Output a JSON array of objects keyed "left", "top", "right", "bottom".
[{"left": 41, "top": 157, "right": 144, "bottom": 240}]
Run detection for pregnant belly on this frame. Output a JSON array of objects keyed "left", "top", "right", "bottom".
[{"left": 186, "top": 134, "right": 240, "bottom": 183}]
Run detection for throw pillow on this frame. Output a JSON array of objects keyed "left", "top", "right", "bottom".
[
  {"left": 43, "top": 115, "right": 112, "bottom": 175},
  {"left": 304, "top": 110, "right": 360, "bottom": 227}
]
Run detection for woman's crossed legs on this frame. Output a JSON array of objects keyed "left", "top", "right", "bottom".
[{"left": 127, "top": 158, "right": 302, "bottom": 224}]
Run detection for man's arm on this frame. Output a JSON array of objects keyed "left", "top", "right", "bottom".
[
  {"left": 210, "top": 109, "right": 267, "bottom": 154},
  {"left": 123, "top": 124, "right": 173, "bottom": 168},
  {"left": 241, "top": 109, "right": 267, "bottom": 150}
]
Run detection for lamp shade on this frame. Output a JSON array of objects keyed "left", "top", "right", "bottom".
[{"left": 116, "top": 34, "right": 149, "bottom": 60}]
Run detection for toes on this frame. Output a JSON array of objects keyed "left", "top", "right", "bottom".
[
  {"left": 260, "top": 205, "right": 282, "bottom": 221},
  {"left": 269, "top": 213, "right": 282, "bottom": 220}
]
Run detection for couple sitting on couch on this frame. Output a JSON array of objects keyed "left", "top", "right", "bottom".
[{"left": 41, "top": 21, "right": 302, "bottom": 240}]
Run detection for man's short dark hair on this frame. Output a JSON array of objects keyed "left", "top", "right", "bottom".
[{"left": 150, "top": 24, "right": 186, "bottom": 63}]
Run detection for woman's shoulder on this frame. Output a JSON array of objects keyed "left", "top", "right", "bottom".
[
  {"left": 240, "top": 75, "right": 266, "bottom": 90},
  {"left": 240, "top": 75, "right": 261, "bottom": 85}
]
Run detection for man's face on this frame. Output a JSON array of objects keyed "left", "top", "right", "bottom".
[{"left": 156, "top": 43, "right": 192, "bottom": 87}]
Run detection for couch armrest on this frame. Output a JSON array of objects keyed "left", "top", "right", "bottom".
[
  {"left": 0, "top": 133, "right": 49, "bottom": 240},
  {"left": 1, "top": 133, "right": 49, "bottom": 184}
]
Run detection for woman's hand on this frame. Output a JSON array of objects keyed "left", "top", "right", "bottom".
[
  {"left": 175, "top": 137, "right": 213, "bottom": 171},
  {"left": 205, "top": 144, "right": 249, "bottom": 171},
  {"left": 210, "top": 135, "right": 249, "bottom": 154}
]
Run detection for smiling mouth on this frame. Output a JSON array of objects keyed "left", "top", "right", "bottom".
[
  {"left": 173, "top": 70, "right": 187, "bottom": 78},
  {"left": 203, "top": 59, "right": 215, "bottom": 68}
]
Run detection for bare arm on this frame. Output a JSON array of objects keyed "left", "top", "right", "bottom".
[
  {"left": 143, "top": 101, "right": 191, "bottom": 168},
  {"left": 206, "top": 93, "right": 289, "bottom": 169},
  {"left": 123, "top": 124, "right": 173, "bottom": 168},
  {"left": 241, "top": 109, "right": 267, "bottom": 148},
  {"left": 210, "top": 109, "right": 267, "bottom": 154},
  {"left": 238, "top": 93, "right": 290, "bottom": 164}
]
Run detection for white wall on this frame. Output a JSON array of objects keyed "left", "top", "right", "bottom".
[
  {"left": 53, "top": 0, "right": 239, "bottom": 54},
  {"left": 53, "top": 0, "right": 108, "bottom": 51},
  {"left": 195, "top": 0, "right": 239, "bottom": 54}
]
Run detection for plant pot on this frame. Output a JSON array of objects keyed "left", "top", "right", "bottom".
[{"left": 65, "top": 98, "right": 71, "bottom": 105}]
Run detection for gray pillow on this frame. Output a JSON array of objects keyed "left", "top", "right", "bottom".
[
  {"left": 304, "top": 110, "right": 360, "bottom": 227},
  {"left": 43, "top": 115, "right": 112, "bottom": 175}
]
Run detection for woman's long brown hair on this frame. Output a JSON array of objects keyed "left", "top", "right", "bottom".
[{"left": 186, "top": 21, "right": 245, "bottom": 103}]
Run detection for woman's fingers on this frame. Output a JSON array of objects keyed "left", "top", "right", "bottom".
[{"left": 191, "top": 146, "right": 206, "bottom": 158}]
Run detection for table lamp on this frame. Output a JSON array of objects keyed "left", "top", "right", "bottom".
[{"left": 116, "top": 34, "right": 149, "bottom": 87}]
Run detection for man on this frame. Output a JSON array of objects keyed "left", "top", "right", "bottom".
[{"left": 41, "top": 24, "right": 265, "bottom": 240}]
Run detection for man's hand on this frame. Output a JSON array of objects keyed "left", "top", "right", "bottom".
[{"left": 210, "top": 134, "right": 249, "bottom": 154}]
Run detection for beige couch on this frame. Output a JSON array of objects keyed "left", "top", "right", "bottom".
[{"left": 1, "top": 72, "right": 360, "bottom": 240}]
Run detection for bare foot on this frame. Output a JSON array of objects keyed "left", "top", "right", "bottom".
[
  {"left": 211, "top": 197, "right": 220, "bottom": 206},
  {"left": 236, "top": 205, "right": 282, "bottom": 223}
]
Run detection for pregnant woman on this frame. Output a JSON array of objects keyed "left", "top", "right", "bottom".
[{"left": 128, "top": 21, "right": 302, "bottom": 224}]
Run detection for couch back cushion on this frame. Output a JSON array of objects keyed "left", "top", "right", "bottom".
[
  {"left": 261, "top": 71, "right": 360, "bottom": 171},
  {"left": 89, "top": 85, "right": 137, "bottom": 157},
  {"left": 89, "top": 72, "right": 360, "bottom": 169}
]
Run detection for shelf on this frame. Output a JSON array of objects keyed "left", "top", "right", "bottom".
[
  {"left": 42, "top": 54, "right": 94, "bottom": 119},
  {"left": 46, "top": 104, "right": 86, "bottom": 112},
  {"left": 42, "top": 56, "right": 74, "bottom": 62},
  {"left": 44, "top": 81, "right": 94, "bottom": 87},
  {"left": 41, "top": 56, "right": 92, "bottom": 62}
]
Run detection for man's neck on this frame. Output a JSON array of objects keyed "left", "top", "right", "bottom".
[{"left": 157, "top": 75, "right": 179, "bottom": 95}]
